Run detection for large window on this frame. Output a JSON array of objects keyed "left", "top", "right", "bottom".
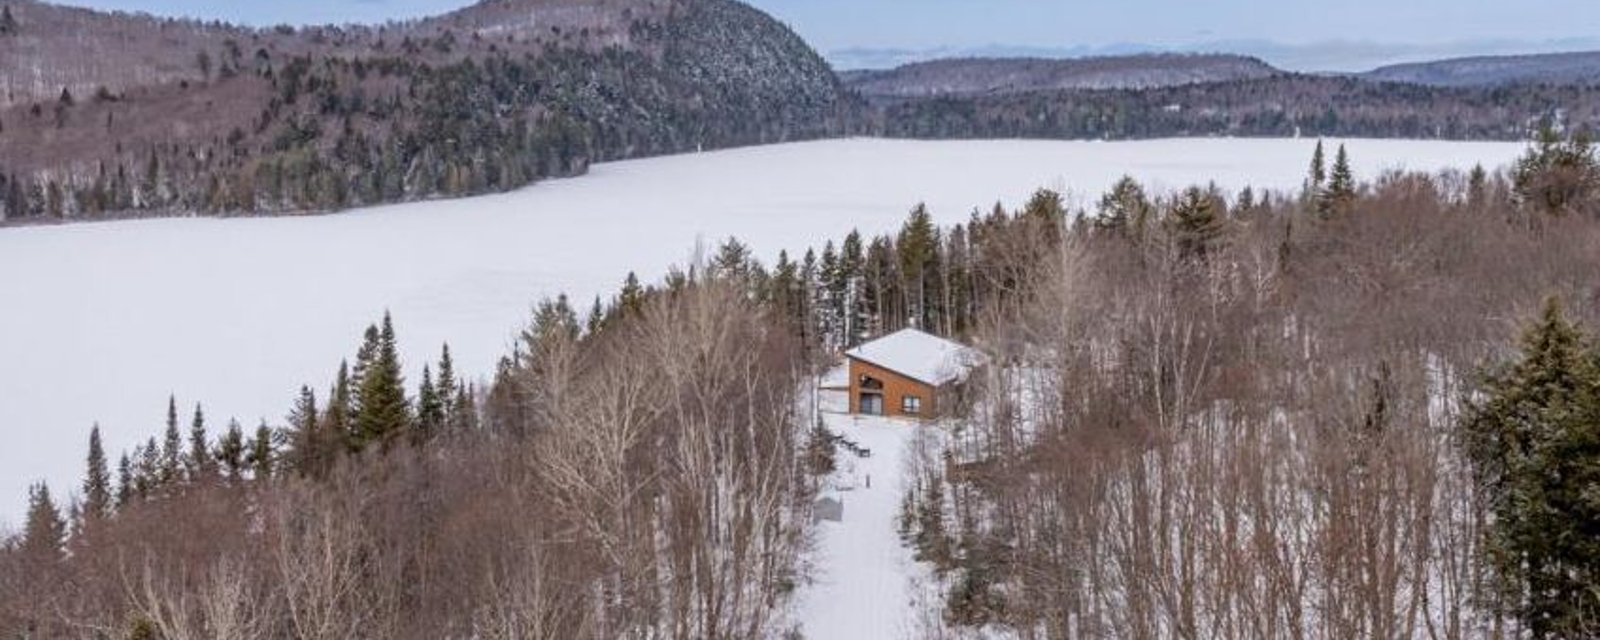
[{"left": 901, "top": 395, "right": 922, "bottom": 415}]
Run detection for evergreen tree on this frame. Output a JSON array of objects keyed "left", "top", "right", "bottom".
[
  {"left": 1468, "top": 164, "right": 1490, "bottom": 209},
  {"left": 216, "top": 420, "right": 246, "bottom": 481},
  {"left": 82, "top": 425, "right": 112, "bottom": 522},
  {"left": 1319, "top": 144, "right": 1356, "bottom": 217},
  {"left": 416, "top": 364, "right": 443, "bottom": 442},
  {"left": 898, "top": 204, "right": 941, "bottom": 331},
  {"left": 1307, "top": 139, "right": 1327, "bottom": 195},
  {"left": 585, "top": 296, "right": 605, "bottom": 335},
  {"left": 618, "top": 272, "right": 644, "bottom": 317},
  {"left": 435, "top": 344, "right": 457, "bottom": 425},
  {"left": 1513, "top": 123, "right": 1599, "bottom": 217},
  {"left": 353, "top": 313, "right": 410, "bottom": 449},
  {"left": 160, "top": 396, "right": 183, "bottom": 486},
  {"left": 1465, "top": 298, "right": 1600, "bottom": 638},
  {"left": 285, "top": 385, "right": 326, "bottom": 477},
  {"left": 326, "top": 360, "right": 352, "bottom": 450},
  {"left": 1168, "top": 186, "right": 1226, "bottom": 262},
  {"left": 248, "top": 422, "right": 274, "bottom": 480},
  {"left": 1097, "top": 175, "right": 1152, "bottom": 238},
  {"left": 450, "top": 383, "right": 477, "bottom": 433},
  {"left": 115, "top": 452, "right": 133, "bottom": 507},
  {"left": 0, "top": 6, "right": 17, "bottom": 36},
  {"left": 186, "top": 403, "right": 216, "bottom": 482},
  {"left": 20, "top": 483, "right": 66, "bottom": 565},
  {"left": 135, "top": 436, "right": 159, "bottom": 498}
]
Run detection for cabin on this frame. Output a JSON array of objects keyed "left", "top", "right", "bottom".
[{"left": 843, "top": 328, "right": 980, "bottom": 419}]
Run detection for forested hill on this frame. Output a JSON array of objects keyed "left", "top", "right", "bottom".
[
  {"left": 842, "top": 54, "right": 1281, "bottom": 100},
  {"left": 0, "top": 0, "right": 858, "bottom": 221}
]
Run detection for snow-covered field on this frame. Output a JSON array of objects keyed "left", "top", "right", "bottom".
[{"left": 0, "top": 137, "right": 1525, "bottom": 528}]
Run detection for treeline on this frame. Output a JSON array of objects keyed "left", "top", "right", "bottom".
[
  {"left": 0, "top": 0, "right": 856, "bottom": 222},
  {"left": 895, "top": 131, "right": 1600, "bottom": 638},
  {"left": 875, "top": 74, "right": 1600, "bottom": 141}
]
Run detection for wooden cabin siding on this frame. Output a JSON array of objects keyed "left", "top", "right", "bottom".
[{"left": 847, "top": 357, "right": 939, "bottom": 419}]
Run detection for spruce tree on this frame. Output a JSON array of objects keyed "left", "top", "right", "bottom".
[
  {"left": 435, "top": 344, "right": 457, "bottom": 422},
  {"left": 187, "top": 404, "right": 215, "bottom": 482},
  {"left": 248, "top": 422, "right": 274, "bottom": 480},
  {"left": 618, "top": 272, "right": 644, "bottom": 317},
  {"left": 353, "top": 313, "right": 410, "bottom": 449},
  {"left": 416, "top": 364, "right": 443, "bottom": 442},
  {"left": 285, "top": 385, "right": 323, "bottom": 477},
  {"left": 82, "top": 425, "right": 112, "bottom": 522},
  {"left": 1308, "top": 140, "right": 1327, "bottom": 195},
  {"left": 1168, "top": 186, "right": 1226, "bottom": 262},
  {"left": 327, "top": 360, "right": 352, "bottom": 451},
  {"left": 1465, "top": 298, "right": 1600, "bottom": 637},
  {"left": 1097, "top": 175, "right": 1152, "bottom": 238},
  {"left": 216, "top": 420, "right": 246, "bottom": 481},
  {"left": 1319, "top": 144, "right": 1356, "bottom": 217},
  {"left": 160, "top": 396, "right": 182, "bottom": 486},
  {"left": 898, "top": 204, "right": 941, "bottom": 331},
  {"left": 21, "top": 483, "right": 66, "bottom": 565},
  {"left": 115, "top": 452, "right": 133, "bottom": 507},
  {"left": 136, "top": 436, "right": 159, "bottom": 498}
]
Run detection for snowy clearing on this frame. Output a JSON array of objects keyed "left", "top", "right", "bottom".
[{"left": 0, "top": 137, "right": 1526, "bottom": 527}]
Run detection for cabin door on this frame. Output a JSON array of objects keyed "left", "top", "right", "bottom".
[{"left": 859, "top": 392, "right": 884, "bottom": 416}]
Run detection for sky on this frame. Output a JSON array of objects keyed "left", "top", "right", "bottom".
[{"left": 55, "top": 0, "right": 1600, "bottom": 70}]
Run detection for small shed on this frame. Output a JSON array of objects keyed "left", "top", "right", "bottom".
[{"left": 843, "top": 328, "right": 979, "bottom": 419}]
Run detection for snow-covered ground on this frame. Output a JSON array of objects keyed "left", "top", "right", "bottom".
[
  {"left": 795, "top": 407, "right": 925, "bottom": 639},
  {"left": 0, "top": 137, "right": 1526, "bottom": 527}
]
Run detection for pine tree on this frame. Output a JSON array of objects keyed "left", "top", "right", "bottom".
[
  {"left": 115, "top": 452, "right": 133, "bottom": 507},
  {"left": 898, "top": 204, "right": 941, "bottom": 331},
  {"left": 187, "top": 404, "right": 215, "bottom": 482},
  {"left": 1468, "top": 164, "right": 1489, "bottom": 209},
  {"left": 1097, "top": 175, "right": 1152, "bottom": 238},
  {"left": 1168, "top": 186, "right": 1226, "bottom": 262},
  {"left": 160, "top": 396, "right": 183, "bottom": 486},
  {"left": 327, "top": 360, "right": 352, "bottom": 450},
  {"left": 0, "top": 6, "right": 17, "bottom": 36},
  {"left": 450, "top": 383, "right": 477, "bottom": 433},
  {"left": 416, "top": 364, "right": 443, "bottom": 442},
  {"left": 618, "top": 272, "right": 644, "bottom": 317},
  {"left": 21, "top": 483, "right": 66, "bottom": 565},
  {"left": 82, "top": 425, "right": 112, "bottom": 522},
  {"left": 1319, "top": 144, "right": 1356, "bottom": 217},
  {"left": 285, "top": 385, "right": 325, "bottom": 477},
  {"left": 248, "top": 422, "right": 274, "bottom": 480},
  {"left": 435, "top": 344, "right": 457, "bottom": 425},
  {"left": 216, "top": 420, "right": 246, "bottom": 481},
  {"left": 136, "top": 436, "right": 159, "bottom": 498},
  {"left": 353, "top": 313, "right": 410, "bottom": 449},
  {"left": 1465, "top": 298, "right": 1600, "bottom": 637},
  {"left": 1307, "top": 140, "right": 1327, "bottom": 195}
]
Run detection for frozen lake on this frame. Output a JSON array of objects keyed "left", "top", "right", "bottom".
[{"left": 0, "top": 137, "right": 1526, "bottom": 527}]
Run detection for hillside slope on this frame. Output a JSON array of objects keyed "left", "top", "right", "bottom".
[
  {"left": 843, "top": 54, "right": 1281, "bottom": 100},
  {"left": 0, "top": 0, "right": 857, "bottom": 221},
  {"left": 1363, "top": 50, "right": 1600, "bottom": 87}
]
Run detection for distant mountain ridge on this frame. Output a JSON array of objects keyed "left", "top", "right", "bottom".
[
  {"left": 1362, "top": 50, "right": 1600, "bottom": 87},
  {"left": 842, "top": 54, "right": 1280, "bottom": 100}
]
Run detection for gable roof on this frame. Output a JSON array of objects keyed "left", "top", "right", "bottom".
[{"left": 845, "top": 328, "right": 981, "bottom": 386}]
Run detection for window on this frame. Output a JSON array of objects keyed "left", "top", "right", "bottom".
[{"left": 901, "top": 395, "right": 922, "bottom": 415}]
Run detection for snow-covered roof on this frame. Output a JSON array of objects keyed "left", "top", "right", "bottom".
[{"left": 844, "top": 328, "right": 981, "bottom": 386}]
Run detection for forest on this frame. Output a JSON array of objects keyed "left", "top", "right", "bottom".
[{"left": 4, "top": 128, "right": 1600, "bottom": 637}]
